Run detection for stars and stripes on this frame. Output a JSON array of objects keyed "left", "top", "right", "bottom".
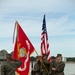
[{"left": 41, "top": 15, "right": 50, "bottom": 62}]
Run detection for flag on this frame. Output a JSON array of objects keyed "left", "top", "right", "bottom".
[
  {"left": 41, "top": 15, "right": 50, "bottom": 62},
  {"left": 13, "top": 21, "right": 35, "bottom": 75}
]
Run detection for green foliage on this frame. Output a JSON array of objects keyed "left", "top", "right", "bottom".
[
  {"left": 30, "top": 56, "right": 36, "bottom": 61},
  {"left": 66, "top": 57, "right": 75, "bottom": 62}
]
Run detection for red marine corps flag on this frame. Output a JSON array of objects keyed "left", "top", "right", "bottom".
[
  {"left": 41, "top": 15, "right": 50, "bottom": 62},
  {"left": 13, "top": 21, "right": 35, "bottom": 75}
]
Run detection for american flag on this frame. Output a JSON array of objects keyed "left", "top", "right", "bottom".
[{"left": 41, "top": 15, "right": 50, "bottom": 62}]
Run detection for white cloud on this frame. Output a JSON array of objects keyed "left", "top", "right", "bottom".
[
  {"left": 0, "top": 0, "right": 75, "bottom": 57},
  {"left": 0, "top": 22, "right": 14, "bottom": 38},
  {"left": 47, "top": 15, "right": 75, "bottom": 36},
  {"left": 0, "top": 39, "right": 13, "bottom": 53},
  {"left": 0, "top": 14, "right": 75, "bottom": 38},
  {"left": 50, "top": 37, "right": 75, "bottom": 57},
  {"left": 0, "top": 0, "right": 75, "bottom": 16}
]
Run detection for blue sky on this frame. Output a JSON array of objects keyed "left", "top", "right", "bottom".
[{"left": 0, "top": 0, "right": 75, "bottom": 57}]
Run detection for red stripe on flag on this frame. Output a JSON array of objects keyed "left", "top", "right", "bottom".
[{"left": 40, "top": 15, "right": 50, "bottom": 62}]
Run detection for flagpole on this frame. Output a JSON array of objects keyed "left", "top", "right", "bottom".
[
  {"left": 13, "top": 21, "right": 18, "bottom": 43},
  {"left": 12, "top": 21, "right": 19, "bottom": 59},
  {"left": 34, "top": 49, "right": 49, "bottom": 74},
  {"left": 13, "top": 21, "right": 17, "bottom": 43},
  {"left": 13, "top": 21, "right": 48, "bottom": 74}
]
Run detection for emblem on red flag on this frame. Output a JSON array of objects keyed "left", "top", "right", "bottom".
[{"left": 13, "top": 21, "right": 35, "bottom": 75}]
